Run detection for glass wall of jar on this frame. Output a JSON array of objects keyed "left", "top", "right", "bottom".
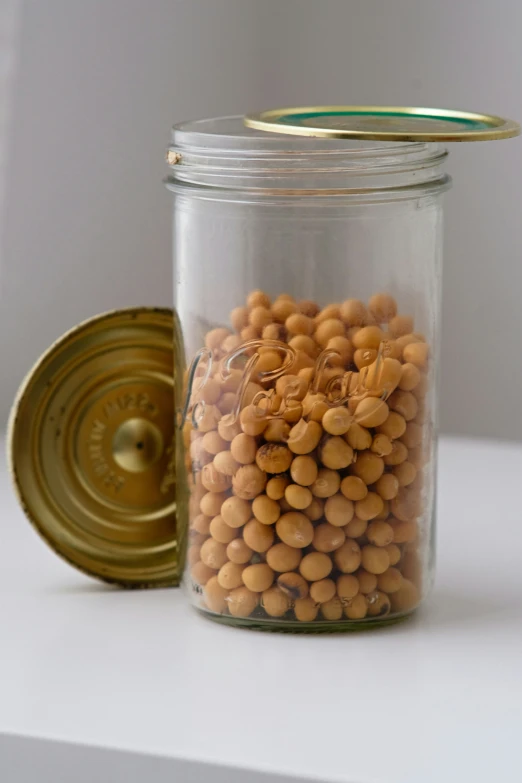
[{"left": 166, "top": 116, "right": 449, "bottom": 630}]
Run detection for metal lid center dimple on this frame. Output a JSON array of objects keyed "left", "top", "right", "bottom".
[{"left": 112, "top": 418, "right": 164, "bottom": 474}]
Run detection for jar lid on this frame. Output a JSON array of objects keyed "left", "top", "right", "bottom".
[
  {"left": 244, "top": 106, "right": 520, "bottom": 142},
  {"left": 8, "top": 307, "right": 180, "bottom": 588}
]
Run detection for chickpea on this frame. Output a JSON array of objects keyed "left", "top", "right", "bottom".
[
  {"left": 213, "top": 451, "right": 241, "bottom": 477},
  {"left": 282, "top": 400, "right": 304, "bottom": 424},
  {"left": 398, "top": 362, "right": 421, "bottom": 392},
  {"left": 290, "top": 350, "right": 315, "bottom": 374},
  {"left": 368, "top": 293, "right": 397, "bottom": 323},
  {"left": 366, "top": 520, "right": 394, "bottom": 547},
  {"left": 385, "top": 543, "right": 401, "bottom": 566},
  {"left": 300, "top": 552, "right": 333, "bottom": 582},
  {"left": 200, "top": 491, "right": 228, "bottom": 518},
  {"left": 344, "top": 593, "right": 368, "bottom": 620},
  {"left": 314, "top": 319, "right": 345, "bottom": 349},
  {"left": 226, "top": 538, "right": 253, "bottom": 564},
  {"left": 266, "top": 475, "right": 290, "bottom": 500},
  {"left": 252, "top": 494, "right": 280, "bottom": 525},
  {"left": 241, "top": 325, "right": 259, "bottom": 342},
  {"left": 400, "top": 422, "right": 423, "bottom": 449},
  {"left": 190, "top": 437, "right": 212, "bottom": 469},
  {"left": 387, "top": 314, "right": 413, "bottom": 337},
  {"left": 390, "top": 578, "right": 420, "bottom": 613},
  {"left": 276, "top": 512, "right": 314, "bottom": 548},
  {"left": 324, "top": 494, "right": 355, "bottom": 527},
  {"left": 209, "top": 515, "right": 237, "bottom": 544},
  {"left": 344, "top": 516, "right": 367, "bottom": 538},
  {"left": 339, "top": 299, "right": 366, "bottom": 326},
  {"left": 196, "top": 404, "right": 222, "bottom": 433},
  {"left": 364, "top": 590, "right": 390, "bottom": 617},
  {"left": 326, "top": 336, "right": 353, "bottom": 367},
  {"left": 247, "top": 290, "right": 271, "bottom": 309},
  {"left": 403, "top": 341, "right": 429, "bottom": 370},
  {"left": 310, "top": 578, "right": 336, "bottom": 604},
  {"left": 191, "top": 561, "right": 216, "bottom": 585},
  {"left": 201, "top": 463, "right": 232, "bottom": 493},
  {"left": 376, "top": 411, "right": 406, "bottom": 440},
  {"left": 320, "top": 436, "right": 354, "bottom": 470},
  {"left": 322, "top": 406, "right": 352, "bottom": 436},
  {"left": 412, "top": 372, "right": 428, "bottom": 400},
  {"left": 232, "top": 464, "right": 267, "bottom": 500},
  {"left": 334, "top": 539, "right": 361, "bottom": 573},
  {"left": 302, "top": 393, "right": 329, "bottom": 422},
  {"left": 255, "top": 350, "right": 283, "bottom": 374},
  {"left": 204, "top": 576, "right": 230, "bottom": 614},
  {"left": 393, "top": 461, "right": 417, "bottom": 487},
  {"left": 192, "top": 513, "right": 211, "bottom": 535},
  {"left": 352, "top": 326, "right": 384, "bottom": 351},
  {"left": 355, "top": 569, "right": 378, "bottom": 594},
  {"left": 266, "top": 542, "right": 302, "bottom": 572},
  {"left": 243, "top": 519, "right": 274, "bottom": 553},
  {"left": 227, "top": 586, "right": 259, "bottom": 617},
  {"left": 275, "top": 373, "right": 308, "bottom": 400},
  {"left": 285, "top": 484, "right": 313, "bottom": 510},
  {"left": 340, "top": 475, "right": 367, "bottom": 501},
  {"left": 315, "top": 304, "right": 342, "bottom": 324},
  {"left": 383, "top": 440, "right": 408, "bottom": 466},
  {"left": 220, "top": 496, "right": 250, "bottom": 529},
  {"left": 388, "top": 390, "right": 418, "bottom": 422},
  {"left": 304, "top": 497, "right": 324, "bottom": 521},
  {"left": 205, "top": 327, "right": 231, "bottom": 351},
  {"left": 311, "top": 468, "right": 341, "bottom": 498},
  {"left": 351, "top": 451, "right": 384, "bottom": 485},
  {"left": 345, "top": 423, "right": 372, "bottom": 451},
  {"left": 277, "top": 572, "right": 309, "bottom": 600},
  {"left": 355, "top": 397, "right": 389, "bottom": 428},
  {"left": 263, "top": 323, "right": 286, "bottom": 341},
  {"left": 255, "top": 443, "right": 293, "bottom": 474},
  {"left": 355, "top": 492, "right": 384, "bottom": 521},
  {"left": 377, "top": 567, "right": 403, "bottom": 594},
  {"left": 320, "top": 597, "right": 344, "bottom": 620},
  {"left": 242, "top": 563, "right": 274, "bottom": 592},
  {"left": 240, "top": 405, "right": 267, "bottom": 437},
  {"left": 230, "top": 306, "right": 250, "bottom": 332},
  {"left": 200, "top": 538, "right": 228, "bottom": 570},
  {"left": 361, "top": 545, "right": 390, "bottom": 575},
  {"left": 370, "top": 434, "right": 393, "bottom": 458},
  {"left": 262, "top": 587, "right": 291, "bottom": 617},
  {"left": 389, "top": 519, "right": 418, "bottom": 544},
  {"left": 287, "top": 419, "right": 323, "bottom": 454},
  {"left": 289, "top": 455, "right": 318, "bottom": 487},
  {"left": 298, "top": 367, "right": 316, "bottom": 384},
  {"left": 288, "top": 335, "right": 319, "bottom": 358},
  {"left": 217, "top": 392, "right": 238, "bottom": 415},
  {"left": 286, "top": 313, "right": 314, "bottom": 336},
  {"left": 353, "top": 348, "right": 377, "bottom": 370},
  {"left": 375, "top": 473, "right": 400, "bottom": 500},
  {"left": 297, "top": 299, "right": 319, "bottom": 317},
  {"left": 313, "top": 523, "right": 346, "bottom": 553},
  {"left": 364, "top": 357, "right": 402, "bottom": 398},
  {"left": 272, "top": 297, "right": 297, "bottom": 322},
  {"left": 230, "top": 433, "right": 256, "bottom": 465},
  {"left": 294, "top": 597, "right": 319, "bottom": 622},
  {"left": 217, "top": 413, "right": 242, "bottom": 442},
  {"left": 222, "top": 334, "right": 243, "bottom": 354}
]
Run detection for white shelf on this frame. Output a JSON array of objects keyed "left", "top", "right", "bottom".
[{"left": 1, "top": 436, "right": 522, "bottom": 783}]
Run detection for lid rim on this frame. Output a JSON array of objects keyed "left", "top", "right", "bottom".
[{"left": 244, "top": 105, "right": 520, "bottom": 142}]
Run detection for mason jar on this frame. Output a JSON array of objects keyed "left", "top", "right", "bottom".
[{"left": 166, "top": 107, "right": 518, "bottom": 631}]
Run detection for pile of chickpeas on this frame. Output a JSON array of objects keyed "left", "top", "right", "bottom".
[{"left": 184, "top": 290, "right": 428, "bottom": 627}]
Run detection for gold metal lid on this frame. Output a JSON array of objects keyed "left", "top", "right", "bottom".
[
  {"left": 244, "top": 106, "right": 520, "bottom": 142},
  {"left": 8, "top": 307, "right": 179, "bottom": 588}
]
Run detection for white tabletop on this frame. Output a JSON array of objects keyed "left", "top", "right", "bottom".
[{"left": 1, "top": 435, "right": 522, "bottom": 783}]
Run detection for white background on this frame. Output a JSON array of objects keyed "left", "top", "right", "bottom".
[{"left": 1, "top": 0, "right": 521, "bottom": 439}]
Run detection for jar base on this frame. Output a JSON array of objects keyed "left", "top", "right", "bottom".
[{"left": 196, "top": 607, "right": 416, "bottom": 634}]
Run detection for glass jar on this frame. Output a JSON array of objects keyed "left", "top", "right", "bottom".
[{"left": 165, "top": 112, "right": 484, "bottom": 630}]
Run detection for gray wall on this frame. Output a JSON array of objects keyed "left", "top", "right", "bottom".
[{"left": 1, "top": 0, "right": 521, "bottom": 440}]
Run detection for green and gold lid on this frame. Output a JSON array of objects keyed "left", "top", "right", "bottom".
[
  {"left": 8, "top": 307, "right": 179, "bottom": 588},
  {"left": 244, "top": 106, "right": 520, "bottom": 142}
]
